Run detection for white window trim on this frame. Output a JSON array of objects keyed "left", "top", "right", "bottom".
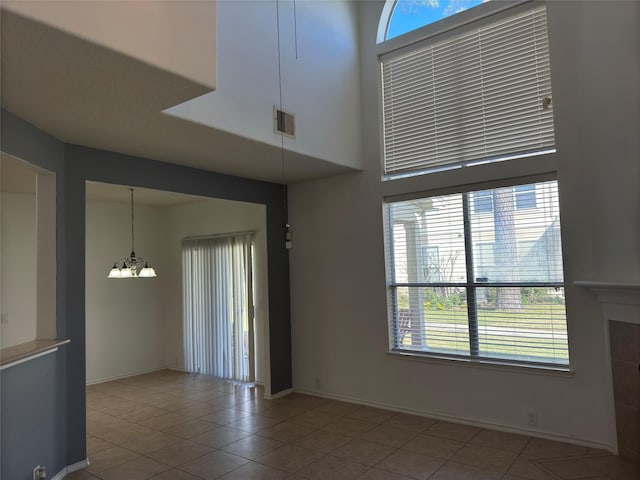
[
  {"left": 384, "top": 178, "right": 569, "bottom": 369},
  {"left": 378, "top": 0, "right": 569, "bottom": 371},
  {"left": 379, "top": 1, "right": 554, "bottom": 179},
  {"left": 386, "top": 349, "right": 574, "bottom": 376}
]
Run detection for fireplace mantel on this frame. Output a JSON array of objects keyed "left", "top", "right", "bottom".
[
  {"left": 575, "top": 281, "right": 640, "bottom": 325},
  {"left": 576, "top": 281, "right": 640, "bottom": 463}
]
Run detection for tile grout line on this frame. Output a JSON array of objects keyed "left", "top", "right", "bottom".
[{"left": 85, "top": 371, "right": 634, "bottom": 480}]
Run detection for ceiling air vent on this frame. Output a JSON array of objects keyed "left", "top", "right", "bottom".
[{"left": 275, "top": 108, "right": 295, "bottom": 138}]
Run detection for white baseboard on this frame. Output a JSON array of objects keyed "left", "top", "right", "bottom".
[
  {"left": 88, "top": 366, "right": 261, "bottom": 386},
  {"left": 293, "top": 386, "right": 615, "bottom": 453},
  {"left": 51, "top": 458, "right": 89, "bottom": 480},
  {"left": 264, "top": 387, "right": 293, "bottom": 400},
  {"left": 86, "top": 366, "right": 166, "bottom": 385},
  {"left": 167, "top": 366, "right": 188, "bottom": 373}
]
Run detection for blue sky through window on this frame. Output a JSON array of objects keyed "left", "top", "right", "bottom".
[{"left": 386, "top": 0, "right": 486, "bottom": 40}]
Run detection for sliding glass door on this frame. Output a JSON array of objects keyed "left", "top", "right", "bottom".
[{"left": 182, "top": 233, "right": 255, "bottom": 382}]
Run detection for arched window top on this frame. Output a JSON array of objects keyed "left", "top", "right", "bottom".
[{"left": 378, "top": 0, "right": 487, "bottom": 42}]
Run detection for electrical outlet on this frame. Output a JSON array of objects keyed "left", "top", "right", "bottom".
[
  {"left": 33, "top": 465, "right": 45, "bottom": 480},
  {"left": 1, "top": 313, "right": 8, "bottom": 324},
  {"left": 527, "top": 412, "right": 538, "bottom": 427}
]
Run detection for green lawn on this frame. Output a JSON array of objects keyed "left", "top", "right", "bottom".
[
  {"left": 401, "top": 304, "right": 569, "bottom": 362},
  {"left": 422, "top": 304, "right": 567, "bottom": 328}
]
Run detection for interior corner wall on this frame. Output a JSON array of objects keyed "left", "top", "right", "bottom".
[
  {"left": 85, "top": 200, "right": 168, "bottom": 384},
  {"left": 163, "top": 199, "right": 269, "bottom": 385},
  {"left": 1, "top": 192, "right": 37, "bottom": 348},
  {"left": 288, "top": 0, "right": 638, "bottom": 451}
]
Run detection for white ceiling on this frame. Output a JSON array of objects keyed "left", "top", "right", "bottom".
[
  {"left": 0, "top": 9, "right": 354, "bottom": 184},
  {"left": 85, "top": 182, "right": 211, "bottom": 208}
]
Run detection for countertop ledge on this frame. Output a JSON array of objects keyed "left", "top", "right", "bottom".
[{"left": 0, "top": 339, "right": 70, "bottom": 368}]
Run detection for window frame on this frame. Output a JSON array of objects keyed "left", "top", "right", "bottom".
[
  {"left": 384, "top": 178, "right": 568, "bottom": 368},
  {"left": 377, "top": 1, "right": 570, "bottom": 371},
  {"left": 379, "top": 1, "right": 555, "bottom": 179}
]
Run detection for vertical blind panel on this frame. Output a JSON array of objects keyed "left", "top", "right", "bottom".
[
  {"left": 385, "top": 180, "right": 568, "bottom": 365},
  {"left": 382, "top": 5, "right": 554, "bottom": 176},
  {"left": 182, "top": 234, "right": 253, "bottom": 381}
]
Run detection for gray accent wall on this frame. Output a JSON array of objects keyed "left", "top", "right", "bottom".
[
  {"left": 0, "top": 109, "right": 293, "bottom": 478},
  {"left": 1, "top": 352, "right": 67, "bottom": 479},
  {"left": 1, "top": 111, "right": 68, "bottom": 480}
]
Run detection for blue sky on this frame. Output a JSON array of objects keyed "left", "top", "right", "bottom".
[{"left": 387, "top": 0, "right": 485, "bottom": 39}]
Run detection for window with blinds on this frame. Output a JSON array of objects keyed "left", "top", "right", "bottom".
[
  {"left": 385, "top": 180, "right": 569, "bottom": 366},
  {"left": 381, "top": 4, "right": 555, "bottom": 177}
]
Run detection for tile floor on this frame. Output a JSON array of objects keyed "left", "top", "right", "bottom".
[{"left": 68, "top": 370, "right": 638, "bottom": 480}]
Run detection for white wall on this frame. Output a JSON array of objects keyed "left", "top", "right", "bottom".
[
  {"left": 166, "top": 0, "right": 362, "bottom": 170},
  {"left": 2, "top": 0, "right": 216, "bottom": 89},
  {"left": 288, "top": 1, "right": 639, "bottom": 451},
  {"left": 547, "top": 1, "right": 640, "bottom": 283},
  {"left": 163, "top": 199, "right": 269, "bottom": 386},
  {"left": 85, "top": 200, "right": 168, "bottom": 383},
  {"left": 0, "top": 192, "right": 37, "bottom": 348}
]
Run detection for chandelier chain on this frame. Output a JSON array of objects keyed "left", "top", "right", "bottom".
[
  {"left": 108, "top": 187, "right": 156, "bottom": 278},
  {"left": 130, "top": 188, "right": 135, "bottom": 253}
]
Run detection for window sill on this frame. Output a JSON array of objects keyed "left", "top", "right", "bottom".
[{"left": 386, "top": 350, "right": 575, "bottom": 377}]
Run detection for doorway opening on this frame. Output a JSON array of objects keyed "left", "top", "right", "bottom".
[{"left": 84, "top": 181, "right": 269, "bottom": 388}]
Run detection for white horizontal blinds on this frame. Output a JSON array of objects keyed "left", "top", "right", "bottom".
[
  {"left": 474, "top": 287, "right": 568, "bottom": 364},
  {"left": 389, "top": 193, "right": 467, "bottom": 284},
  {"left": 382, "top": 5, "right": 554, "bottom": 176},
  {"left": 469, "top": 180, "right": 567, "bottom": 365},
  {"left": 387, "top": 192, "right": 470, "bottom": 356},
  {"left": 469, "top": 181, "right": 563, "bottom": 283},
  {"left": 386, "top": 180, "right": 568, "bottom": 365},
  {"left": 393, "top": 286, "right": 471, "bottom": 355}
]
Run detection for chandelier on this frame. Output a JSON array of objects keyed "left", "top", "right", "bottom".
[{"left": 107, "top": 188, "right": 157, "bottom": 279}]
